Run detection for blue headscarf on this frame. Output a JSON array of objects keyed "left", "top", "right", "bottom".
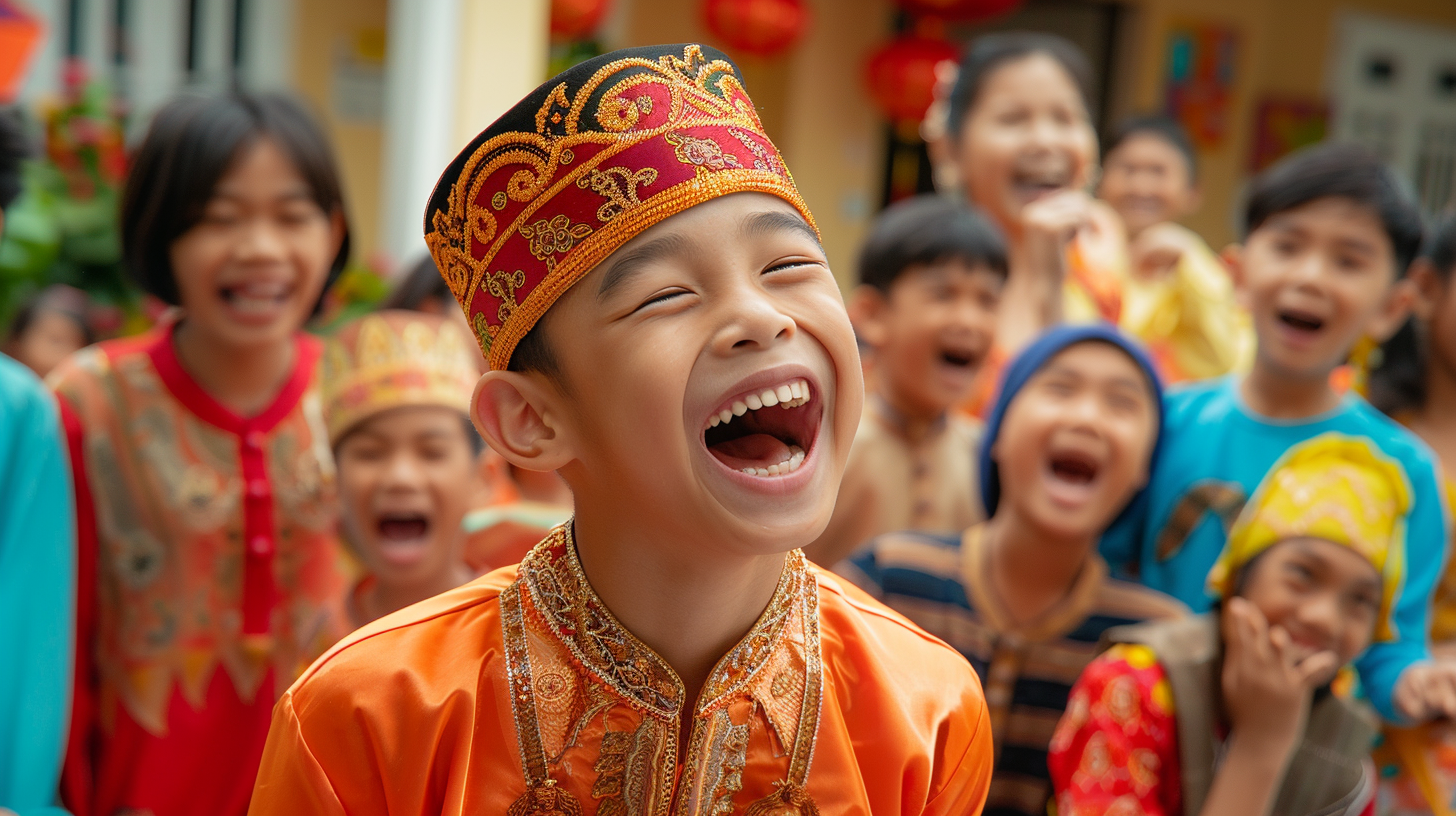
[{"left": 978, "top": 324, "right": 1165, "bottom": 522}]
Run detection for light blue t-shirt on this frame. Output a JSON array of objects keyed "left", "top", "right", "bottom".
[
  {"left": 1100, "top": 375, "right": 1450, "bottom": 721},
  {"left": 0, "top": 354, "right": 74, "bottom": 815}
]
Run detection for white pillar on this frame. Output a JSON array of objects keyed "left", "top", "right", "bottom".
[
  {"left": 378, "top": 0, "right": 548, "bottom": 273},
  {"left": 125, "top": 0, "right": 186, "bottom": 140},
  {"left": 17, "top": 0, "right": 64, "bottom": 105},
  {"left": 238, "top": 0, "right": 295, "bottom": 92},
  {"left": 378, "top": 0, "right": 463, "bottom": 271}
]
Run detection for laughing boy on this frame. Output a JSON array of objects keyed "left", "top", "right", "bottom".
[{"left": 249, "top": 44, "right": 992, "bottom": 815}]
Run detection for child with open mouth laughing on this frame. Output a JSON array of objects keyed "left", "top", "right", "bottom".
[
  {"left": 249, "top": 44, "right": 992, "bottom": 816},
  {"left": 320, "top": 310, "right": 485, "bottom": 629},
  {"left": 844, "top": 324, "right": 1186, "bottom": 816}
]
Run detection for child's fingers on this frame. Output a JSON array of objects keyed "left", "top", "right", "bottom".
[{"left": 1295, "top": 650, "right": 1339, "bottom": 688}]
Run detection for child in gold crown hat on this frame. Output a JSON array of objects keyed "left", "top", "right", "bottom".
[
  {"left": 320, "top": 309, "right": 485, "bottom": 628},
  {"left": 250, "top": 44, "right": 992, "bottom": 815}
]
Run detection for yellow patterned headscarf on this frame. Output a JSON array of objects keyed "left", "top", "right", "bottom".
[
  {"left": 1207, "top": 433, "right": 1412, "bottom": 641},
  {"left": 321, "top": 310, "right": 480, "bottom": 445}
]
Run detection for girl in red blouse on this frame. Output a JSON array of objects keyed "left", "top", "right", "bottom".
[
  {"left": 1050, "top": 435, "right": 1409, "bottom": 816},
  {"left": 52, "top": 92, "right": 352, "bottom": 816}
]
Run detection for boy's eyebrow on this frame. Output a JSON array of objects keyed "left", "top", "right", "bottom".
[
  {"left": 596, "top": 233, "right": 691, "bottom": 300},
  {"left": 740, "top": 210, "right": 821, "bottom": 247}
]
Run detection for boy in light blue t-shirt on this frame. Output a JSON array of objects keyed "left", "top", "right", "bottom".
[{"left": 1101, "top": 142, "right": 1455, "bottom": 723}]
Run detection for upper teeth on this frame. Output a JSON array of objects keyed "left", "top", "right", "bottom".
[{"left": 706, "top": 379, "right": 812, "bottom": 430}]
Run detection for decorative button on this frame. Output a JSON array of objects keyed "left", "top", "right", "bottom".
[
  {"left": 244, "top": 431, "right": 265, "bottom": 450},
  {"left": 248, "top": 536, "right": 274, "bottom": 556},
  {"left": 247, "top": 479, "right": 270, "bottom": 499}
]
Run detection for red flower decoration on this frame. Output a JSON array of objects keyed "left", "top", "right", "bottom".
[
  {"left": 703, "top": 0, "right": 808, "bottom": 58},
  {"left": 864, "top": 34, "right": 960, "bottom": 124}
]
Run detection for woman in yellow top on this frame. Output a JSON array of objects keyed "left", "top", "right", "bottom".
[{"left": 932, "top": 32, "right": 1248, "bottom": 405}]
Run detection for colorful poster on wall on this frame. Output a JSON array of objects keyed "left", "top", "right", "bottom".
[
  {"left": 1163, "top": 21, "right": 1239, "bottom": 149},
  {"left": 1250, "top": 97, "right": 1327, "bottom": 171}
]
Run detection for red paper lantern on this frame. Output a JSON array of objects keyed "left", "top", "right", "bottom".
[
  {"left": 864, "top": 34, "right": 960, "bottom": 124},
  {"left": 703, "top": 0, "right": 808, "bottom": 58},
  {"left": 894, "top": 0, "right": 1022, "bottom": 22},
  {"left": 550, "top": 0, "right": 612, "bottom": 41}
]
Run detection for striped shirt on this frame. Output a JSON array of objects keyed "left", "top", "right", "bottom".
[{"left": 843, "top": 525, "right": 1186, "bottom": 816}]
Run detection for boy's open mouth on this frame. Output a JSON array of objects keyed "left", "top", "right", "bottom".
[
  {"left": 1043, "top": 446, "right": 1102, "bottom": 507},
  {"left": 220, "top": 281, "right": 294, "bottom": 317},
  {"left": 374, "top": 511, "right": 434, "bottom": 566},
  {"left": 703, "top": 378, "right": 820, "bottom": 477},
  {"left": 940, "top": 348, "right": 978, "bottom": 368},
  {"left": 1276, "top": 308, "right": 1325, "bottom": 334}
]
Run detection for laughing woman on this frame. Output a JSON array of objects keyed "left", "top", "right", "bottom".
[
  {"left": 49, "top": 92, "right": 351, "bottom": 816},
  {"left": 938, "top": 33, "right": 1247, "bottom": 397}
]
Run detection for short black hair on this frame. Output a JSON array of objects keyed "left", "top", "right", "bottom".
[
  {"left": 508, "top": 315, "right": 562, "bottom": 379},
  {"left": 0, "top": 106, "right": 31, "bottom": 212},
  {"left": 859, "top": 194, "right": 1008, "bottom": 292},
  {"left": 1244, "top": 142, "right": 1423, "bottom": 277},
  {"left": 121, "top": 91, "right": 351, "bottom": 306},
  {"left": 948, "top": 32, "right": 1093, "bottom": 140},
  {"left": 1103, "top": 114, "right": 1197, "bottom": 181},
  {"left": 1369, "top": 211, "right": 1456, "bottom": 416},
  {"left": 382, "top": 255, "right": 455, "bottom": 312}
]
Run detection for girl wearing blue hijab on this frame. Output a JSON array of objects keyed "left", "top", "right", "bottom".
[{"left": 844, "top": 324, "right": 1185, "bottom": 816}]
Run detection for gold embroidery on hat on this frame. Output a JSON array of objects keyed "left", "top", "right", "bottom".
[
  {"left": 578, "top": 165, "right": 659, "bottom": 223},
  {"left": 665, "top": 132, "right": 743, "bottom": 173},
  {"left": 485, "top": 269, "right": 528, "bottom": 324},
  {"left": 521, "top": 215, "right": 595, "bottom": 266}
]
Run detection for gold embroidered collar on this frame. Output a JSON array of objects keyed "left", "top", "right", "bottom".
[{"left": 517, "top": 523, "right": 808, "bottom": 718}]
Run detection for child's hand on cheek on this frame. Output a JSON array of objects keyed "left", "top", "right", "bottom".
[
  {"left": 1394, "top": 659, "right": 1456, "bottom": 722},
  {"left": 1020, "top": 189, "right": 1092, "bottom": 276},
  {"left": 1221, "top": 597, "right": 1339, "bottom": 757}
]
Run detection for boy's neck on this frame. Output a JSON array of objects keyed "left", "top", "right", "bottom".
[
  {"left": 981, "top": 511, "right": 1098, "bottom": 626},
  {"left": 364, "top": 559, "right": 475, "bottom": 623},
  {"left": 872, "top": 383, "right": 947, "bottom": 442},
  {"left": 570, "top": 509, "right": 788, "bottom": 711},
  {"left": 1240, "top": 361, "right": 1342, "bottom": 420},
  {"left": 173, "top": 319, "right": 298, "bottom": 417}
]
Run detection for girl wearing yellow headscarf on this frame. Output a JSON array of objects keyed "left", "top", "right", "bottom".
[{"left": 1050, "top": 433, "right": 1408, "bottom": 816}]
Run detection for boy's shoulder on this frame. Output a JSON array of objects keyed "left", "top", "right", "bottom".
[
  {"left": 1095, "top": 574, "right": 1190, "bottom": 623},
  {"left": 284, "top": 567, "right": 517, "bottom": 717},
  {"left": 813, "top": 564, "right": 982, "bottom": 696},
  {"left": 841, "top": 530, "right": 964, "bottom": 597},
  {"left": 1162, "top": 375, "right": 1237, "bottom": 427}
]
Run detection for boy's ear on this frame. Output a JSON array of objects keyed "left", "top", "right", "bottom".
[
  {"left": 1408, "top": 259, "right": 1444, "bottom": 323},
  {"left": 1367, "top": 276, "right": 1417, "bottom": 343},
  {"left": 847, "top": 285, "right": 889, "bottom": 349},
  {"left": 471, "top": 371, "right": 576, "bottom": 474},
  {"left": 1220, "top": 243, "right": 1249, "bottom": 306}
]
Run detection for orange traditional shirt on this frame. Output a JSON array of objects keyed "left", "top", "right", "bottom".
[
  {"left": 250, "top": 525, "right": 993, "bottom": 815},
  {"left": 51, "top": 322, "right": 349, "bottom": 816}
]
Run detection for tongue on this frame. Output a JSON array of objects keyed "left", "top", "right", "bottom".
[
  {"left": 708, "top": 433, "right": 793, "bottom": 470},
  {"left": 379, "top": 519, "right": 428, "bottom": 540}
]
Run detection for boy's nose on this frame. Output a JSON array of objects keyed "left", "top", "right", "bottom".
[
  {"left": 714, "top": 290, "right": 796, "bottom": 353},
  {"left": 236, "top": 218, "right": 289, "bottom": 261}
]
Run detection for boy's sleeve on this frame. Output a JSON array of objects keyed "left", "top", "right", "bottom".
[
  {"left": 922, "top": 683, "right": 993, "bottom": 816},
  {"left": 247, "top": 693, "right": 348, "bottom": 816},
  {"left": 0, "top": 365, "right": 75, "bottom": 816},
  {"left": 1355, "top": 450, "right": 1450, "bottom": 721}
]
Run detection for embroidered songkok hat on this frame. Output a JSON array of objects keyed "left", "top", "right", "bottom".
[
  {"left": 1207, "top": 433, "right": 1412, "bottom": 641},
  {"left": 321, "top": 310, "right": 480, "bottom": 445},
  {"left": 424, "top": 43, "right": 815, "bottom": 370}
]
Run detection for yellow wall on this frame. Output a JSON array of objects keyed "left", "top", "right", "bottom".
[
  {"left": 1103, "top": 0, "right": 1456, "bottom": 248},
  {"left": 619, "top": 0, "right": 894, "bottom": 288},
  {"left": 292, "top": 0, "right": 388, "bottom": 266}
]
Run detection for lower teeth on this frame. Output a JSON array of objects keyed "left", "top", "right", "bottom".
[{"left": 741, "top": 445, "right": 806, "bottom": 477}]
